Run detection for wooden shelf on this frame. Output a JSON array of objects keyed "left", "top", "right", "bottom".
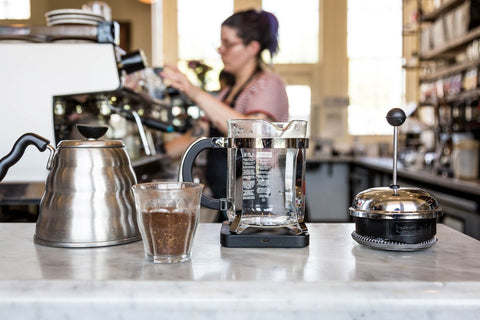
[
  {"left": 454, "top": 88, "right": 480, "bottom": 101},
  {"left": 420, "top": 58, "right": 480, "bottom": 81},
  {"left": 420, "top": 26, "right": 480, "bottom": 59},
  {"left": 421, "top": 0, "right": 466, "bottom": 22},
  {"left": 419, "top": 88, "right": 480, "bottom": 105},
  {"left": 403, "top": 64, "right": 421, "bottom": 70}
]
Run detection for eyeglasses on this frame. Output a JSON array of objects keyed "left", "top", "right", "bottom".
[{"left": 217, "top": 41, "right": 244, "bottom": 52}]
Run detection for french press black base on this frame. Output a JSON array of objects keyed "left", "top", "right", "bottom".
[{"left": 220, "top": 221, "right": 309, "bottom": 248}]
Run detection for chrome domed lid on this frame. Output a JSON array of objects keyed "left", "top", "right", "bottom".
[{"left": 349, "top": 186, "right": 442, "bottom": 219}]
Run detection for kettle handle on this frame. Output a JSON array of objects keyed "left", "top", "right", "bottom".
[
  {"left": 0, "top": 133, "right": 50, "bottom": 182},
  {"left": 179, "top": 137, "right": 225, "bottom": 210}
]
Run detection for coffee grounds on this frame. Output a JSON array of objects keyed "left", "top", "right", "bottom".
[{"left": 141, "top": 208, "right": 196, "bottom": 256}]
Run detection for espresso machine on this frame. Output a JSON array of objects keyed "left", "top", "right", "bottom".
[
  {"left": 0, "top": 39, "right": 122, "bottom": 182},
  {"left": 0, "top": 24, "right": 190, "bottom": 184}
]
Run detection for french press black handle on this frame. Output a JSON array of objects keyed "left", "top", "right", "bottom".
[
  {"left": 0, "top": 133, "right": 50, "bottom": 182},
  {"left": 179, "top": 137, "right": 225, "bottom": 210}
]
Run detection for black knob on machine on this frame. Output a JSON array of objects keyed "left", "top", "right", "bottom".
[{"left": 118, "top": 49, "right": 147, "bottom": 74}]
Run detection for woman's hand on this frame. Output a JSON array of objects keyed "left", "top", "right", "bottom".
[{"left": 160, "top": 64, "right": 199, "bottom": 100}]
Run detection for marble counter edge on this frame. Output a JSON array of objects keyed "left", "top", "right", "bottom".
[
  {"left": 1, "top": 280, "right": 479, "bottom": 319},
  {"left": 1, "top": 279, "right": 480, "bottom": 303}
]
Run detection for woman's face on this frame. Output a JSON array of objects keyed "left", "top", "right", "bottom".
[{"left": 218, "top": 26, "right": 256, "bottom": 75}]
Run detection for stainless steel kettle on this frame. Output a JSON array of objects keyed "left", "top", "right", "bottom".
[{"left": 0, "top": 124, "right": 140, "bottom": 247}]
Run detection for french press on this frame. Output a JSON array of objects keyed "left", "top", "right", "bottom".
[
  {"left": 179, "top": 119, "right": 309, "bottom": 248},
  {"left": 349, "top": 108, "right": 442, "bottom": 251}
]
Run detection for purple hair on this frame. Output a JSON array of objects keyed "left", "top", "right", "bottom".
[{"left": 222, "top": 9, "right": 279, "bottom": 62}]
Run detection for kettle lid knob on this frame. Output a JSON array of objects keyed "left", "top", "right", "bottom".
[{"left": 76, "top": 124, "right": 108, "bottom": 140}]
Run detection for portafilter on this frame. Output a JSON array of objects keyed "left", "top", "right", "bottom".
[{"left": 349, "top": 108, "right": 442, "bottom": 251}]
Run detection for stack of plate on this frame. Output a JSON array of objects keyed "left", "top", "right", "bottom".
[{"left": 45, "top": 9, "right": 106, "bottom": 26}]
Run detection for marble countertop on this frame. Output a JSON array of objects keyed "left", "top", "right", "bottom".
[{"left": 1, "top": 222, "right": 480, "bottom": 319}]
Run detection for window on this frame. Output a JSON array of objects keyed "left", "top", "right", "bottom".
[
  {"left": 286, "top": 85, "right": 311, "bottom": 135},
  {"left": 0, "top": 0, "right": 30, "bottom": 19},
  {"left": 262, "top": 0, "right": 319, "bottom": 64},
  {"left": 177, "top": 0, "right": 233, "bottom": 91},
  {"left": 263, "top": 0, "right": 318, "bottom": 124},
  {"left": 347, "top": 0, "right": 403, "bottom": 135}
]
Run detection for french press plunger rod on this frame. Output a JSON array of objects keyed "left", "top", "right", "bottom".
[{"left": 385, "top": 107, "right": 407, "bottom": 191}]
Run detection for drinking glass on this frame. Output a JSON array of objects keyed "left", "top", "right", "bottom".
[{"left": 132, "top": 182, "right": 203, "bottom": 263}]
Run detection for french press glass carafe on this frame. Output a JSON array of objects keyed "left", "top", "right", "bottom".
[{"left": 179, "top": 119, "right": 309, "bottom": 246}]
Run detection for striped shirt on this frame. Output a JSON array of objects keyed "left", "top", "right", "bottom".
[{"left": 218, "top": 71, "right": 289, "bottom": 122}]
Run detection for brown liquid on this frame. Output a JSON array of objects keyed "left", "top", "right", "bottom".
[{"left": 140, "top": 208, "right": 197, "bottom": 256}]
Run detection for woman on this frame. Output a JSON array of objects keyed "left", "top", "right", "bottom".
[{"left": 161, "top": 9, "right": 289, "bottom": 208}]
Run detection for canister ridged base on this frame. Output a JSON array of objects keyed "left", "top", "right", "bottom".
[{"left": 351, "top": 231, "right": 437, "bottom": 251}]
